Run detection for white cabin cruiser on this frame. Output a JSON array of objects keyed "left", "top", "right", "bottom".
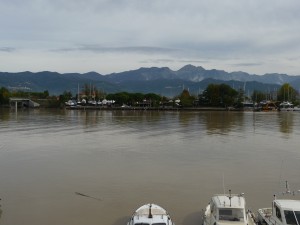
[
  {"left": 293, "top": 106, "right": 300, "bottom": 111},
  {"left": 127, "top": 203, "right": 175, "bottom": 225},
  {"left": 257, "top": 199, "right": 300, "bottom": 225},
  {"left": 203, "top": 191, "right": 256, "bottom": 225},
  {"left": 257, "top": 181, "right": 300, "bottom": 225},
  {"left": 279, "top": 102, "right": 294, "bottom": 111}
]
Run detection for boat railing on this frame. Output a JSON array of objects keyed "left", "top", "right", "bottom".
[{"left": 259, "top": 208, "right": 277, "bottom": 225}]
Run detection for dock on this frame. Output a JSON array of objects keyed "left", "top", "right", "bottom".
[{"left": 9, "top": 98, "right": 40, "bottom": 109}]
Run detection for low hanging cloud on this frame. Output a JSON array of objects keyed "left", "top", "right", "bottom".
[
  {"left": 52, "top": 45, "right": 179, "bottom": 55},
  {"left": 0, "top": 47, "right": 15, "bottom": 52},
  {"left": 1, "top": 0, "right": 300, "bottom": 74}
]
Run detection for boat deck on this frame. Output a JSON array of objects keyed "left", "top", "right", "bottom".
[
  {"left": 135, "top": 207, "right": 166, "bottom": 216},
  {"left": 258, "top": 208, "right": 275, "bottom": 225}
]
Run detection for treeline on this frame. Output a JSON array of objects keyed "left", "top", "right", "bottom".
[
  {"left": 1, "top": 82, "right": 299, "bottom": 108},
  {"left": 0, "top": 87, "right": 61, "bottom": 107},
  {"left": 197, "top": 82, "right": 299, "bottom": 107}
]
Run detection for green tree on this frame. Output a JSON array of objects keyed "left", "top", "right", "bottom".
[
  {"left": 220, "top": 84, "right": 238, "bottom": 107},
  {"left": 130, "top": 93, "right": 144, "bottom": 105},
  {"left": 251, "top": 90, "right": 266, "bottom": 103},
  {"left": 202, "top": 84, "right": 237, "bottom": 107},
  {"left": 277, "top": 83, "right": 297, "bottom": 103},
  {"left": 235, "top": 88, "right": 245, "bottom": 108},
  {"left": 107, "top": 92, "right": 130, "bottom": 105},
  {"left": 144, "top": 93, "right": 161, "bottom": 107},
  {"left": 179, "top": 89, "right": 195, "bottom": 107},
  {"left": 59, "top": 91, "right": 72, "bottom": 104},
  {"left": 0, "top": 87, "right": 10, "bottom": 105}
]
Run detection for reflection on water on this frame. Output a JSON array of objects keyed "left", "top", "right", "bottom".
[
  {"left": 0, "top": 109, "right": 300, "bottom": 225},
  {"left": 203, "top": 112, "right": 244, "bottom": 135},
  {"left": 278, "top": 112, "right": 294, "bottom": 135}
]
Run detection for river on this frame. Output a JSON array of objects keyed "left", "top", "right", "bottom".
[{"left": 0, "top": 108, "right": 300, "bottom": 225}]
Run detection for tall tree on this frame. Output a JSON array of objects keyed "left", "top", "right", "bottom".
[
  {"left": 179, "top": 89, "right": 195, "bottom": 107},
  {"left": 277, "top": 83, "right": 297, "bottom": 103},
  {"left": 251, "top": 90, "right": 266, "bottom": 103},
  {"left": 0, "top": 87, "right": 10, "bottom": 105},
  {"left": 201, "top": 84, "right": 237, "bottom": 107}
]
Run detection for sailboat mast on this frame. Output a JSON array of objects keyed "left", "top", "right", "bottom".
[{"left": 77, "top": 83, "right": 80, "bottom": 102}]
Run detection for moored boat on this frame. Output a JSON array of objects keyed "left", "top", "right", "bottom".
[
  {"left": 65, "top": 100, "right": 76, "bottom": 107},
  {"left": 278, "top": 101, "right": 294, "bottom": 111},
  {"left": 127, "top": 203, "right": 175, "bottom": 225},
  {"left": 242, "top": 101, "right": 255, "bottom": 111},
  {"left": 203, "top": 191, "right": 256, "bottom": 225},
  {"left": 260, "top": 101, "right": 278, "bottom": 111},
  {"left": 257, "top": 199, "right": 300, "bottom": 225},
  {"left": 257, "top": 182, "right": 300, "bottom": 225},
  {"left": 293, "top": 105, "right": 300, "bottom": 111}
]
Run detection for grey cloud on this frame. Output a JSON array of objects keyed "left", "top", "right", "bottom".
[
  {"left": 178, "top": 59, "right": 209, "bottom": 64},
  {"left": 1, "top": 0, "right": 300, "bottom": 74},
  {"left": 140, "top": 59, "right": 209, "bottom": 64},
  {"left": 232, "top": 63, "right": 263, "bottom": 67},
  {"left": 139, "top": 59, "right": 175, "bottom": 64},
  {"left": 53, "top": 45, "right": 179, "bottom": 55},
  {"left": 0, "top": 47, "right": 15, "bottom": 52}
]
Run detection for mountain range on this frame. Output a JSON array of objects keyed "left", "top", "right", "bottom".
[{"left": 1, "top": 65, "right": 300, "bottom": 97}]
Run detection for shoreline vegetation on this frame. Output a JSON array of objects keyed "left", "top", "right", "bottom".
[
  {"left": 65, "top": 105, "right": 228, "bottom": 111},
  {"left": 1, "top": 82, "right": 299, "bottom": 111}
]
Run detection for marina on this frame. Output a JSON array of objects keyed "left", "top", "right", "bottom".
[{"left": 0, "top": 109, "right": 300, "bottom": 225}]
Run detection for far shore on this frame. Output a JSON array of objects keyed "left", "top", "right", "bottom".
[{"left": 65, "top": 105, "right": 231, "bottom": 111}]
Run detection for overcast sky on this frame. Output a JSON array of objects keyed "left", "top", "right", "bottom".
[{"left": 1, "top": 0, "right": 300, "bottom": 75}]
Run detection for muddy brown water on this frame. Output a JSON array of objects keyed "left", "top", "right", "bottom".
[{"left": 0, "top": 109, "right": 300, "bottom": 225}]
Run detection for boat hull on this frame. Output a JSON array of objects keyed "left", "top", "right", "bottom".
[{"left": 127, "top": 203, "right": 174, "bottom": 225}]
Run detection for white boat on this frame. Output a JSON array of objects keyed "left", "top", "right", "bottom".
[
  {"left": 293, "top": 106, "right": 300, "bottom": 111},
  {"left": 257, "top": 182, "right": 300, "bottom": 225},
  {"left": 127, "top": 203, "right": 175, "bottom": 225},
  {"left": 257, "top": 199, "right": 300, "bottom": 225},
  {"left": 65, "top": 100, "right": 76, "bottom": 107},
  {"left": 242, "top": 101, "right": 255, "bottom": 111},
  {"left": 279, "top": 101, "right": 294, "bottom": 111},
  {"left": 203, "top": 191, "right": 256, "bottom": 225}
]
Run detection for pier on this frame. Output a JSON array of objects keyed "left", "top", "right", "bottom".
[{"left": 9, "top": 98, "right": 40, "bottom": 109}]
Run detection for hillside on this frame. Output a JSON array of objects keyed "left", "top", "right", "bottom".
[{"left": 1, "top": 65, "right": 299, "bottom": 96}]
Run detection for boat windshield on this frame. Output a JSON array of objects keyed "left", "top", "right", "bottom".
[
  {"left": 284, "top": 211, "right": 300, "bottom": 225},
  {"left": 134, "top": 223, "right": 166, "bottom": 225},
  {"left": 219, "top": 208, "right": 244, "bottom": 222}
]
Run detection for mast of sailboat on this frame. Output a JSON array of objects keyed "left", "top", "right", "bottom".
[
  {"left": 77, "top": 83, "right": 80, "bottom": 103},
  {"left": 89, "top": 83, "right": 91, "bottom": 100}
]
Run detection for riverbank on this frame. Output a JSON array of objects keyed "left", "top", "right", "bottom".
[{"left": 65, "top": 105, "right": 228, "bottom": 111}]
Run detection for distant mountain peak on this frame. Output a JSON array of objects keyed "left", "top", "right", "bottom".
[{"left": 178, "top": 64, "right": 205, "bottom": 72}]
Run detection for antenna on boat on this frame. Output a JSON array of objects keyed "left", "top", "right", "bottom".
[
  {"left": 285, "top": 181, "right": 291, "bottom": 194},
  {"left": 222, "top": 173, "right": 225, "bottom": 196},
  {"left": 229, "top": 189, "right": 232, "bottom": 207},
  {"left": 148, "top": 204, "right": 153, "bottom": 218},
  {"left": 278, "top": 181, "right": 300, "bottom": 196}
]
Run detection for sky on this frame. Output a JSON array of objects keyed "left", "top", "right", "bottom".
[{"left": 1, "top": 0, "right": 300, "bottom": 75}]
